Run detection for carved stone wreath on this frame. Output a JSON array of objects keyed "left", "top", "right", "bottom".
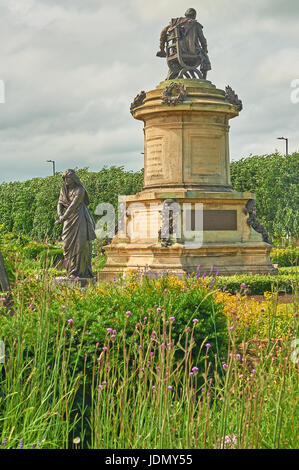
[{"left": 162, "top": 82, "right": 187, "bottom": 106}]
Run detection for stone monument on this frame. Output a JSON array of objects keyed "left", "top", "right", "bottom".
[
  {"left": 55, "top": 169, "right": 97, "bottom": 287},
  {"left": 100, "top": 9, "right": 276, "bottom": 280}
]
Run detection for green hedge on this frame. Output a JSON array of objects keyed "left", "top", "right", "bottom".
[
  {"left": 0, "top": 167, "right": 144, "bottom": 242},
  {"left": 270, "top": 246, "right": 299, "bottom": 267},
  {"left": 212, "top": 273, "right": 297, "bottom": 295}
]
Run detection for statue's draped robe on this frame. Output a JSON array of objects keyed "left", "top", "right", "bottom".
[
  {"left": 169, "top": 18, "right": 206, "bottom": 56},
  {"left": 58, "top": 185, "right": 96, "bottom": 278}
]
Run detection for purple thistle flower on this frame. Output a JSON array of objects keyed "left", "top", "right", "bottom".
[
  {"left": 102, "top": 381, "right": 108, "bottom": 386},
  {"left": 169, "top": 316, "right": 175, "bottom": 322},
  {"left": 189, "top": 372, "right": 194, "bottom": 376},
  {"left": 107, "top": 328, "right": 113, "bottom": 333},
  {"left": 251, "top": 369, "right": 256, "bottom": 374},
  {"left": 222, "top": 363, "right": 228, "bottom": 370},
  {"left": 193, "top": 318, "right": 199, "bottom": 324},
  {"left": 205, "top": 343, "right": 211, "bottom": 349},
  {"left": 98, "top": 385, "right": 103, "bottom": 390},
  {"left": 229, "top": 326, "right": 235, "bottom": 331},
  {"left": 157, "top": 307, "right": 162, "bottom": 312},
  {"left": 67, "top": 318, "right": 73, "bottom": 324},
  {"left": 240, "top": 282, "right": 246, "bottom": 288},
  {"left": 126, "top": 311, "right": 132, "bottom": 317},
  {"left": 167, "top": 385, "right": 173, "bottom": 390},
  {"left": 102, "top": 346, "right": 108, "bottom": 351}
]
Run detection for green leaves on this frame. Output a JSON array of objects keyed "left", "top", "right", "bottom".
[
  {"left": 0, "top": 167, "right": 143, "bottom": 242},
  {"left": 231, "top": 153, "right": 299, "bottom": 238}
]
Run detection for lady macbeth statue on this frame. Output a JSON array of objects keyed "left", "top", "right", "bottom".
[{"left": 56, "top": 169, "right": 96, "bottom": 278}]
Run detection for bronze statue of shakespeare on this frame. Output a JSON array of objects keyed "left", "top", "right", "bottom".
[
  {"left": 156, "top": 8, "right": 211, "bottom": 80},
  {"left": 55, "top": 169, "right": 96, "bottom": 278}
]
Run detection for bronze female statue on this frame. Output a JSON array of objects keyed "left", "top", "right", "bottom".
[{"left": 55, "top": 169, "right": 96, "bottom": 278}]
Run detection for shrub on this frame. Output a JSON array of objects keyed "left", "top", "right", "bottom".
[
  {"left": 211, "top": 273, "right": 297, "bottom": 295},
  {"left": 270, "top": 246, "right": 299, "bottom": 267}
]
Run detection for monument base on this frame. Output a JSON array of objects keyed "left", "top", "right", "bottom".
[
  {"left": 98, "top": 79, "right": 277, "bottom": 281},
  {"left": 99, "top": 190, "right": 277, "bottom": 282}
]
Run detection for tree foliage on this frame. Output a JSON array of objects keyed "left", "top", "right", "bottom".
[
  {"left": 0, "top": 153, "right": 298, "bottom": 241},
  {"left": 230, "top": 153, "right": 299, "bottom": 237},
  {"left": 0, "top": 166, "right": 144, "bottom": 241}
]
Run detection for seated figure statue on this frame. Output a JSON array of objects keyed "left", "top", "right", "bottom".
[{"left": 156, "top": 8, "right": 211, "bottom": 80}]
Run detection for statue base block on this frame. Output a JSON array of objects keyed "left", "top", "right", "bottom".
[{"left": 98, "top": 189, "right": 277, "bottom": 282}]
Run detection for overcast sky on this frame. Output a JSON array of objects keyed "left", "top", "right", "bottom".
[{"left": 0, "top": 0, "right": 298, "bottom": 183}]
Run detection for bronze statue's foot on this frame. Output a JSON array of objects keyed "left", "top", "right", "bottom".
[{"left": 156, "top": 50, "right": 166, "bottom": 58}]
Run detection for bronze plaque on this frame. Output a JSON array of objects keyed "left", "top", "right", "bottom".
[{"left": 187, "top": 210, "right": 237, "bottom": 231}]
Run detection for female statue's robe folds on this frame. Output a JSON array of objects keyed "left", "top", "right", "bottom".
[{"left": 58, "top": 184, "right": 96, "bottom": 278}]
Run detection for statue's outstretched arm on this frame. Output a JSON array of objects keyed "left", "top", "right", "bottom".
[
  {"left": 57, "top": 202, "right": 65, "bottom": 218},
  {"left": 156, "top": 25, "right": 169, "bottom": 57}
]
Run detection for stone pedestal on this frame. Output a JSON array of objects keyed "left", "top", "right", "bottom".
[{"left": 99, "top": 79, "right": 276, "bottom": 281}]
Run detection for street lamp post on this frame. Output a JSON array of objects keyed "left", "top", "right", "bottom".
[
  {"left": 46, "top": 160, "right": 56, "bottom": 176},
  {"left": 277, "top": 137, "right": 289, "bottom": 156}
]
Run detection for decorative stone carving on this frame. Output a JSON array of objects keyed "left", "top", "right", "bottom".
[
  {"left": 245, "top": 200, "right": 272, "bottom": 245},
  {"left": 130, "top": 91, "right": 146, "bottom": 112},
  {"left": 225, "top": 85, "right": 243, "bottom": 112},
  {"left": 162, "top": 82, "right": 187, "bottom": 105},
  {"left": 158, "top": 199, "right": 180, "bottom": 247}
]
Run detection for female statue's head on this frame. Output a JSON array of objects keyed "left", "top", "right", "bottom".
[
  {"left": 62, "top": 169, "right": 83, "bottom": 188},
  {"left": 61, "top": 169, "right": 90, "bottom": 205}
]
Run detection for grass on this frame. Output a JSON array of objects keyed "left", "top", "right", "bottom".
[{"left": 0, "top": 249, "right": 298, "bottom": 449}]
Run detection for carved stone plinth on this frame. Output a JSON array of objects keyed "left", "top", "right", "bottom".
[{"left": 99, "top": 79, "right": 276, "bottom": 281}]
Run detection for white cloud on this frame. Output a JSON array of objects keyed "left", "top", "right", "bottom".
[{"left": 0, "top": 0, "right": 298, "bottom": 182}]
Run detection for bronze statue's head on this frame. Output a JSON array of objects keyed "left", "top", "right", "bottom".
[{"left": 185, "top": 8, "right": 196, "bottom": 19}]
